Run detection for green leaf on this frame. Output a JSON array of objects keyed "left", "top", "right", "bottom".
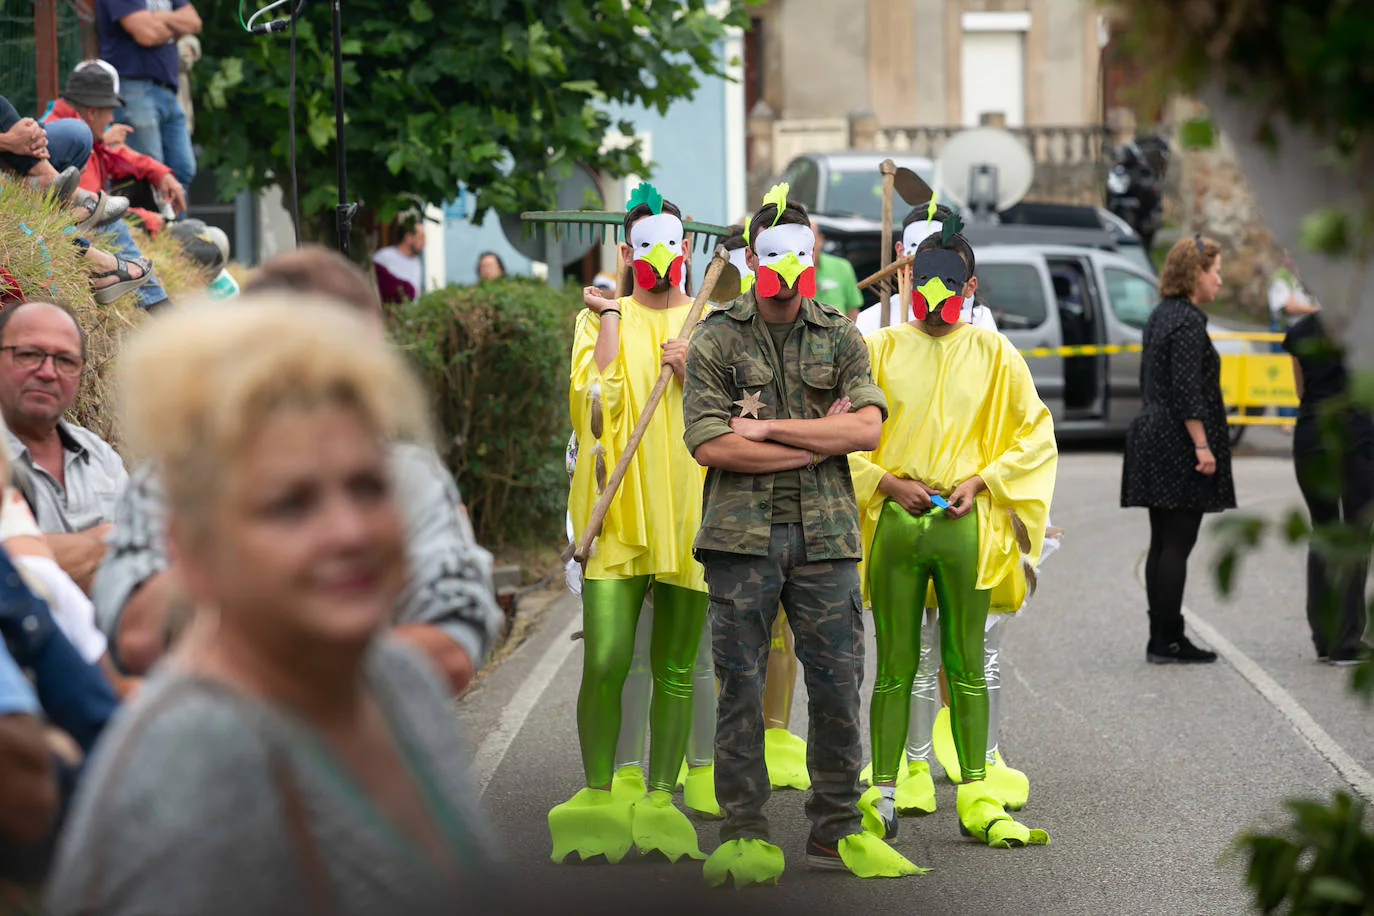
[
  {"left": 1283, "top": 510, "right": 1311, "bottom": 544},
  {"left": 1178, "top": 116, "right": 1215, "bottom": 150},
  {"left": 408, "top": 0, "right": 433, "bottom": 22},
  {"left": 1308, "top": 876, "right": 1363, "bottom": 904},
  {"left": 1299, "top": 207, "right": 1352, "bottom": 257}
]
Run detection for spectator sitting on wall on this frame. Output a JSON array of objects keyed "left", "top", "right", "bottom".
[
  {"left": 0, "top": 301, "right": 129, "bottom": 592},
  {"left": 97, "top": 0, "right": 200, "bottom": 188},
  {"left": 373, "top": 216, "right": 426, "bottom": 304},
  {"left": 45, "top": 63, "right": 187, "bottom": 229}
]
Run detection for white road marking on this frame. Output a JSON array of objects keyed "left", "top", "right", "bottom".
[
  {"left": 1132, "top": 557, "right": 1374, "bottom": 802},
  {"left": 472, "top": 609, "right": 582, "bottom": 796},
  {"left": 1183, "top": 610, "right": 1374, "bottom": 802}
]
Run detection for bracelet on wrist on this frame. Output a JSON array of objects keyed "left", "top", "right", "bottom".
[
  {"left": 598, "top": 308, "right": 621, "bottom": 319},
  {"left": 1194, "top": 443, "right": 1210, "bottom": 450}
]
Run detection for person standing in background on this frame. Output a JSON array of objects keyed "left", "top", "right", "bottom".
[
  {"left": 1121, "top": 235, "right": 1234, "bottom": 664},
  {"left": 1283, "top": 311, "right": 1374, "bottom": 666},
  {"left": 476, "top": 251, "right": 506, "bottom": 283},
  {"left": 373, "top": 216, "right": 425, "bottom": 305},
  {"left": 809, "top": 219, "right": 863, "bottom": 321},
  {"left": 96, "top": 0, "right": 200, "bottom": 188}
]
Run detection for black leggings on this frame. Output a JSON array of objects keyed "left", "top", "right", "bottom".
[
  {"left": 1295, "top": 450, "right": 1374, "bottom": 657},
  {"left": 1146, "top": 507, "right": 1204, "bottom": 641}
]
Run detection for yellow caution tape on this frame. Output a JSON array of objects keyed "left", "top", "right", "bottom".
[
  {"left": 1018, "top": 343, "right": 1142, "bottom": 358},
  {"left": 1014, "top": 336, "right": 1300, "bottom": 425}
]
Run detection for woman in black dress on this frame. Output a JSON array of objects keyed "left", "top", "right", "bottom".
[
  {"left": 1283, "top": 313, "right": 1374, "bottom": 665},
  {"left": 1122, "top": 235, "right": 1235, "bottom": 663}
]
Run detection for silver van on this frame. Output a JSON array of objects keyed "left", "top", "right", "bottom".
[{"left": 974, "top": 244, "right": 1242, "bottom": 439}]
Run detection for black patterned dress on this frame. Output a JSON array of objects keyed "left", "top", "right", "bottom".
[{"left": 1121, "top": 296, "right": 1236, "bottom": 512}]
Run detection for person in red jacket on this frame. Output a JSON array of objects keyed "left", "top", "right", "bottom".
[{"left": 43, "top": 64, "right": 186, "bottom": 234}]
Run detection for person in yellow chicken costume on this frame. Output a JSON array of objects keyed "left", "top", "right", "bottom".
[
  {"left": 848, "top": 214, "right": 1058, "bottom": 848},
  {"left": 549, "top": 183, "right": 710, "bottom": 865}
]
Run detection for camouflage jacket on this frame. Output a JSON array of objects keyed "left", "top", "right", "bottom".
[{"left": 682, "top": 293, "right": 888, "bottom": 560}]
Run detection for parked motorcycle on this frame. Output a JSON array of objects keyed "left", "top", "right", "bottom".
[{"left": 1105, "top": 134, "right": 1169, "bottom": 252}]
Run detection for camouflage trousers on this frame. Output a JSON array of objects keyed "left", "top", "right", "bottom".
[{"left": 700, "top": 523, "right": 865, "bottom": 845}]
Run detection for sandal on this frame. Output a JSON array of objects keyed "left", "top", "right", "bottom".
[
  {"left": 89, "top": 255, "right": 154, "bottom": 305},
  {"left": 73, "top": 191, "right": 130, "bottom": 235},
  {"left": 28, "top": 166, "right": 82, "bottom": 205}
]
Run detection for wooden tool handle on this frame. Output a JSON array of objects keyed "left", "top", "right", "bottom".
[
  {"left": 858, "top": 249, "right": 916, "bottom": 291},
  {"left": 878, "top": 158, "right": 897, "bottom": 314},
  {"left": 572, "top": 246, "right": 731, "bottom": 564}
]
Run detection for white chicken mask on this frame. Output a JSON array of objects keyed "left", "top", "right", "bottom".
[
  {"left": 750, "top": 223, "right": 816, "bottom": 299},
  {"left": 727, "top": 245, "right": 754, "bottom": 294}
]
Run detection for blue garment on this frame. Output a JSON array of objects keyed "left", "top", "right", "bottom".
[
  {"left": 115, "top": 79, "right": 196, "bottom": 186},
  {"left": 41, "top": 118, "right": 94, "bottom": 173},
  {"left": 1270, "top": 315, "right": 1298, "bottom": 418},
  {"left": 0, "top": 640, "right": 39, "bottom": 716},
  {"left": 97, "top": 0, "right": 184, "bottom": 89}
]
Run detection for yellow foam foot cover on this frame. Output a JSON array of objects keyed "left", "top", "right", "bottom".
[
  {"left": 765, "top": 728, "right": 810, "bottom": 790},
  {"left": 955, "top": 782, "right": 1049, "bottom": 849},
  {"left": 932, "top": 707, "right": 960, "bottom": 783},
  {"left": 611, "top": 764, "right": 647, "bottom": 803},
  {"left": 703, "top": 838, "right": 785, "bottom": 888},
  {"left": 549, "top": 787, "right": 635, "bottom": 864},
  {"left": 836, "top": 833, "right": 927, "bottom": 878},
  {"left": 984, "top": 750, "right": 1029, "bottom": 811},
  {"left": 860, "top": 758, "right": 910, "bottom": 788},
  {"left": 632, "top": 789, "right": 706, "bottom": 862},
  {"left": 857, "top": 785, "right": 885, "bottom": 837},
  {"left": 684, "top": 764, "right": 723, "bottom": 819},
  {"left": 894, "top": 759, "right": 936, "bottom": 815}
]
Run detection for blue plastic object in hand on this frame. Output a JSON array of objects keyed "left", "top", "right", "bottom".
[{"left": 930, "top": 494, "right": 950, "bottom": 510}]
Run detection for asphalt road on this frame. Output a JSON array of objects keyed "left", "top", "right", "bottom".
[{"left": 457, "top": 431, "right": 1372, "bottom": 916}]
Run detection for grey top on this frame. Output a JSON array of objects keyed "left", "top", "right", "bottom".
[
  {"left": 46, "top": 639, "right": 505, "bottom": 916},
  {"left": 90, "top": 442, "right": 503, "bottom": 670},
  {"left": 6, "top": 422, "right": 128, "bottom": 534}
]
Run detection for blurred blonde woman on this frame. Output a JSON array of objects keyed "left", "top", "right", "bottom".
[{"left": 47, "top": 297, "right": 503, "bottom": 915}]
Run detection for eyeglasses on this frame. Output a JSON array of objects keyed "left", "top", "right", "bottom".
[{"left": 1, "top": 346, "right": 84, "bottom": 377}]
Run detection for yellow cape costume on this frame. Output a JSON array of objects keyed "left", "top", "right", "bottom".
[
  {"left": 848, "top": 323, "right": 1057, "bottom": 611},
  {"left": 569, "top": 296, "right": 707, "bottom": 592}
]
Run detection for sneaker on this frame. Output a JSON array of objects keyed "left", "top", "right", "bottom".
[
  {"left": 804, "top": 836, "right": 847, "bottom": 871},
  {"left": 1328, "top": 651, "right": 1365, "bottom": 668},
  {"left": 1146, "top": 635, "right": 1217, "bottom": 664}
]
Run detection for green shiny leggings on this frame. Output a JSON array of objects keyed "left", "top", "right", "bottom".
[
  {"left": 869, "top": 500, "right": 990, "bottom": 784},
  {"left": 579, "top": 576, "right": 708, "bottom": 792}
]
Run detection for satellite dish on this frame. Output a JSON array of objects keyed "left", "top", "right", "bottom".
[
  {"left": 934, "top": 127, "right": 1035, "bottom": 222},
  {"left": 499, "top": 162, "right": 604, "bottom": 264}
]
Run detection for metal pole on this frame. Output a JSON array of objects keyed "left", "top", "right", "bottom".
[
  {"left": 330, "top": 0, "right": 357, "bottom": 256},
  {"left": 33, "top": 0, "right": 59, "bottom": 117}
]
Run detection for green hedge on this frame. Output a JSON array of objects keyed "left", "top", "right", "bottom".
[{"left": 393, "top": 278, "right": 579, "bottom": 549}]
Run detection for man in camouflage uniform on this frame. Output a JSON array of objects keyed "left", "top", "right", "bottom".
[{"left": 682, "top": 189, "right": 918, "bottom": 885}]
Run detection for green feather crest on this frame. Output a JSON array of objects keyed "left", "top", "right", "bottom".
[
  {"left": 626, "top": 182, "right": 664, "bottom": 215},
  {"left": 742, "top": 215, "right": 753, "bottom": 245},
  {"left": 940, "top": 211, "right": 965, "bottom": 246},
  {"left": 762, "top": 183, "right": 790, "bottom": 229}
]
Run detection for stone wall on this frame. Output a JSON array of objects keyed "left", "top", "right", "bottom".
[{"left": 1165, "top": 98, "right": 1284, "bottom": 322}]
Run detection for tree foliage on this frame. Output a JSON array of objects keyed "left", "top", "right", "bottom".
[
  {"left": 192, "top": 0, "right": 753, "bottom": 230},
  {"left": 1111, "top": 1, "right": 1374, "bottom": 263}
]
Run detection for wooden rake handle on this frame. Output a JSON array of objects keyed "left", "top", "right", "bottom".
[
  {"left": 878, "top": 159, "right": 897, "bottom": 311},
  {"left": 571, "top": 246, "right": 731, "bottom": 564}
]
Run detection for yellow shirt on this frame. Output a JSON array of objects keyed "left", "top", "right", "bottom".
[
  {"left": 569, "top": 296, "right": 707, "bottom": 592},
  {"left": 848, "top": 323, "right": 1057, "bottom": 611}
]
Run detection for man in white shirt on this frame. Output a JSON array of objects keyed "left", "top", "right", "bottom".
[
  {"left": 854, "top": 202, "right": 998, "bottom": 335},
  {"left": 372, "top": 216, "right": 425, "bottom": 304}
]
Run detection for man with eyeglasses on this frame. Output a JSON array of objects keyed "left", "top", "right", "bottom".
[{"left": 0, "top": 301, "right": 127, "bottom": 592}]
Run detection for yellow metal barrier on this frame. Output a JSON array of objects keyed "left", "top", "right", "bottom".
[{"left": 1017, "top": 331, "right": 1297, "bottom": 426}]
